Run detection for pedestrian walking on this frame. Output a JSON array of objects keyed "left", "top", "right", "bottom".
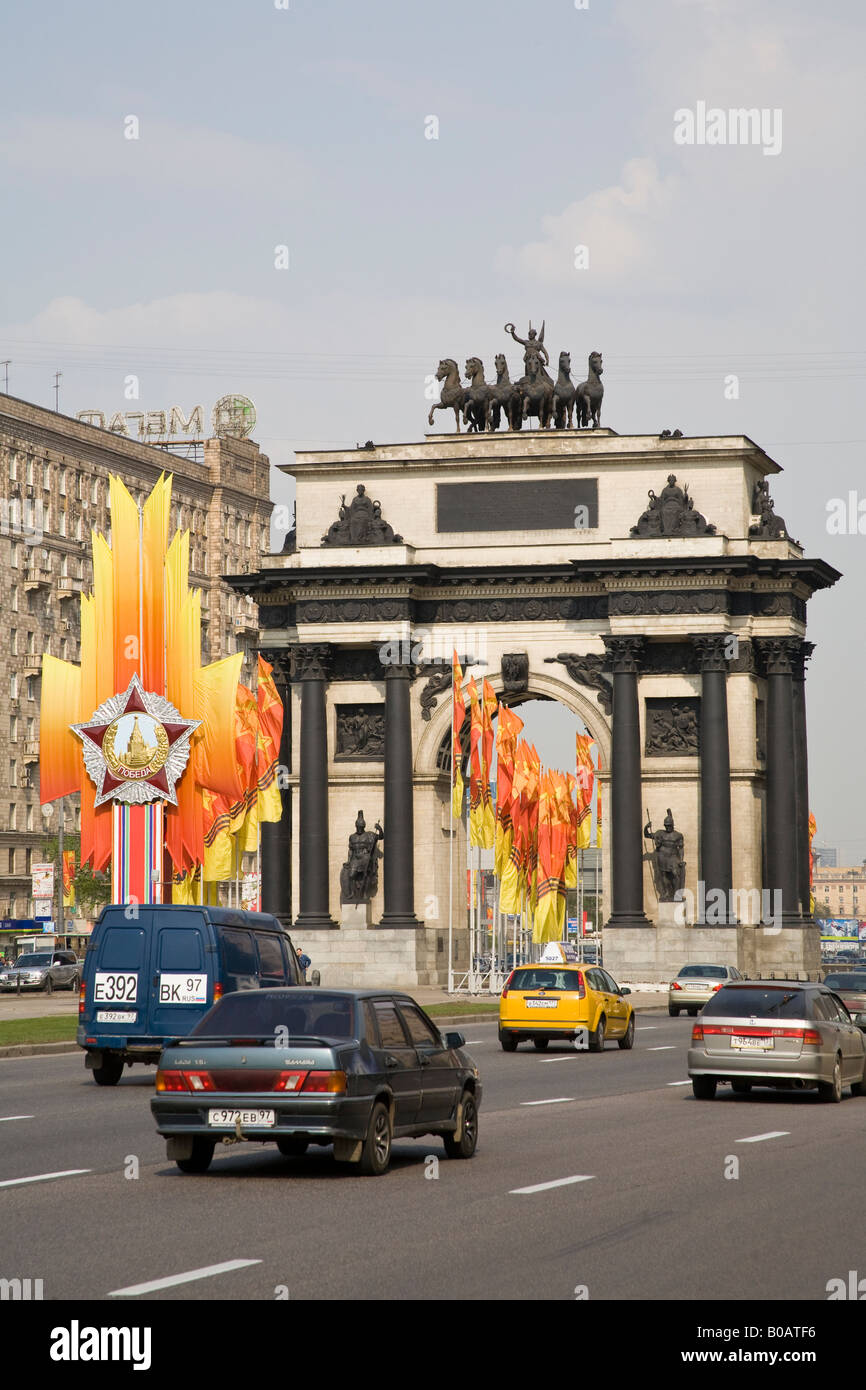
[{"left": 296, "top": 946, "right": 311, "bottom": 983}]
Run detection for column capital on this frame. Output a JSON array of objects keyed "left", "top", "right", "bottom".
[
  {"left": 791, "top": 640, "right": 816, "bottom": 680},
  {"left": 754, "top": 636, "right": 802, "bottom": 677},
  {"left": 258, "top": 648, "right": 292, "bottom": 683},
  {"left": 381, "top": 661, "right": 415, "bottom": 682},
  {"left": 291, "top": 643, "right": 332, "bottom": 681},
  {"left": 691, "top": 634, "right": 731, "bottom": 673},
  {"left": 603, "top": 635, "right": 646, "bottom": 674}
]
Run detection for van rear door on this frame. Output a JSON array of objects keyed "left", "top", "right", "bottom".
[
  {"left": 86, "top": 911, "right": 150, "bottom": 1037},
  {"left": 148, "top": 911, "right": 211, "bottom": 1039}
]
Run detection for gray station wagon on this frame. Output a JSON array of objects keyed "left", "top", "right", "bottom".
[
  {"left": 151, "top": 988, "right": 482, "bottom": 1176},
  {"left": 688, "top": 980, "right": 866, "bottom": 1102}
]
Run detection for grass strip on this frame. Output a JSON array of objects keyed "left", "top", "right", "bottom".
[{"left": 0, "top": 1017, "right": 78, "bottom": 1046}]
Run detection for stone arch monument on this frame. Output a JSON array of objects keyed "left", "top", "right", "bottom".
[{"left": 233, "top": 427, "right": 838, "bottom": 985}]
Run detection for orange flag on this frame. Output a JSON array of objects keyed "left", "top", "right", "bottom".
[
  {"left": 452, "top": 652, "right": 466, "bottom": 819},
  {"left": 495, "top": 702, "right": 524, "bottom": 878}
]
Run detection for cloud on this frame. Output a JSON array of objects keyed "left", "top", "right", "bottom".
[
  {"left": 0, "top": 115, "right": 306, "bottom": 196},
  {"left": 494, "top": 159, "right": 679, "bottom": 288}
]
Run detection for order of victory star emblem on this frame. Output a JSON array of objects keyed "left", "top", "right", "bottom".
[{"left": 71, "top": 673, "right": 200, "bottom": 808}]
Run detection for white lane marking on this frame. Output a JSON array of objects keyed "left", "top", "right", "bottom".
[
  {"left": 0, "top": 1168, "right": 90, "bottom": 1188},
  {"left": 510, "top": 1175, "right": 595, "bottom": 1195},
  {"left": 735, "top": 1131, "right": 790, "bottom": 1144},
  {"left": 463, "top": 1040, "right": 487, "bottom": 1045},
  {"left": 109, "top": 1258, "right": 262, "bottom": 1298},
  {"left": 646, "top": 1045, "right": 676, "bottom": 1051},
  {"left": 542, "top": 1055, "right": 580, "bottom": 1063},
  {"left": 637, "top": 1027, "right": 658, "bottom": 1031},
  {"left": 0, "top": 1115, "right": 34, "bottom": 1122},
  {"left": 520, "top": 1097, "right": 575, "bottom": 1106},
  {"left": 667, "top": 1080, "right": 692, "bottom": 1086}
]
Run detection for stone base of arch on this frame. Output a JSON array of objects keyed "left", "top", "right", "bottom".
[{"left": 604, "top": 924, "right": 822, "bottom": 986}]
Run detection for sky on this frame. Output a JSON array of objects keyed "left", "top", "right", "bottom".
[{"left": 1, "top": 0, "right": 865, "bottom": 856}]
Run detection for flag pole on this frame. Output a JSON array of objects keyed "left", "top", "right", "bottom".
[
  {"left": 448, "top": 677, "right": 455, "bottom": 994},
  {"left": 254, "top": 657, "right": 261, "bottom": 912}
]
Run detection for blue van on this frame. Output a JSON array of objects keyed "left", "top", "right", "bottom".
[{"left": 78, "top": 905, "right": 302, "bottom": 1085}]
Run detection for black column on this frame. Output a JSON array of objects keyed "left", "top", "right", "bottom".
[
  {"left": 756, "top": 637, "right": 803, "bottom": 927},
  {"left": 603, "top": 637, "right": 651, "bottom": 928},
  {"left": 792, "top": 641, "right": 815, "bottom": 921},
  {"left": 378, "top": 663, "right": 422, "bottom": 929},
  {"left": 260, "top": 652, "right": 292, "bottom": 926},
  {"left": 693, "top": 635, "right": 733, "bottom": 925},
  {"left": 293, "top": 644, "right": 337, "bottom": 930}
]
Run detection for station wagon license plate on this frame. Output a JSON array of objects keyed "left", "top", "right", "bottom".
[
  {"left": 526, "top": 999, "right": 558, "bottom": 1008},
  {"left": 96, "top": 1010, "right": 137, "bottom": 1023},
  {"left": 208, "top": 1109, "right": 275, "bottom": 1128},
  {"left": 731, "top": 1035, "right": 774, "bottom": 1049}
]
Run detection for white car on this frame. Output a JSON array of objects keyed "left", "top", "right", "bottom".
[{"left": 668, "top": 963, "right": 742, "bottom": 1017}]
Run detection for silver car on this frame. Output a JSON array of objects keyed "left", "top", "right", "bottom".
[
  {"left": 668, "top": 963, "right": 742, "bottom": 1016},
  {"left": 0, "top": 950, "right": 81, "bottom": 994},
  {"left": 688, "top": 981, "right": 866, "bottom": 1102}
]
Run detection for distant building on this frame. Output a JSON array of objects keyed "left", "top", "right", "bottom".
[
  {"left": 813, "top": 844, "right": 837, "bottom": 868},
  {"left": 813, "top": 864, "right": 866, "bottom": 919},
  {"left": 0, "top": 391, "right": 272, "bottom": 923}
]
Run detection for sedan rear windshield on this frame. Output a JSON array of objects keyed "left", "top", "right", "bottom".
[
  {"left": 824, "top": 974, "right": 866, "bottom": 991},
  {"left": 509, "top": 968, "right": 582, "bottom": 993},
  {"left": 677, "top": 965, "right": 729, "bottom": 978},
  {"left": 703, "top": 986, "right": 808, "bottom": 1018},
  {"left": 12, "top": 954, "right": 51, "bottom": 968},
  {"left": 191, "top": 992, "right": 357, "bottom": 1040}
]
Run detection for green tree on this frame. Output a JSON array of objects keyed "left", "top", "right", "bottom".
[{"left": 41, "top": 831, "right": 110, "bottom": 919}]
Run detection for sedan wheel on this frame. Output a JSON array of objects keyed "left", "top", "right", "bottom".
[
  {"left": 818, "top": 1055, "right": 843, "bottom": 1104},
  {"left": 618, "top": 1015, "right": 635, "bottom": 1050},
  {"left": 692, "top": 1076, "right": 717, "bottom": 1100},
  {"left": 68, "top": 974, "right": 80, "bottom": 993},
  {"left": 668, "top": 1006, "right": 680, "bottom": 1017},
  {"left": 731, "top": 1080, "right": 752, "bottom": 1095},
  {"left": 443, "top": 1092, "right": 478, "bottom": 1159},
  {"left": 359, "top": 1101, "right": 392, "bottom": 1176},
  {"left": 277, "top": 1138, "right": 309, "bottom": 1157},
  {"left": 176, "top": 1138, "right": 215, "bottom": 1174},
  {"left": 499, "top": 1029, "right": 518, "bottom": 1052},
  {"left": 44, "top": 976, "right": 53, "bottom": 996}
]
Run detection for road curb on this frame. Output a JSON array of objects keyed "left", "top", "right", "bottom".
[{"left": 0, "top": 1041, "right": 79, "bottom": 1060}]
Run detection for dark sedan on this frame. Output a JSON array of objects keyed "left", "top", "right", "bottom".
[
  {"left": 151, "top": 988, "right": 481, "bottom": 1176},
  {"left": 823, "top": 972, "right": 866, "bottom": 1031}
]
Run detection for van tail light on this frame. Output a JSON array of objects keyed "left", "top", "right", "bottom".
[
  {"left": 79, "top": 980, "right": 86, "bottom": 1016},
  {"left": 301, "top": 1070, "right": 347, "bottom": 1094},
  {"left": 692, "top": 1023, "right": 704, "bottom": 1041},
  {"left": 671, "top": 981, "right": 682, "bottom": 991},
  {"left": 212, "top": 982, "right": 223, "bottom": 1003},
  {"left": 154, "top": 1069, "right": 215, "bottom": 1093},
  {"left": 501, "top": 971, "right": 515, "bottom": 999}
]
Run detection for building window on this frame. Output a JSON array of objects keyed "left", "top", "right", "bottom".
[
  {"left": 10, "top": 673, "right": 18, "bottom": 699},
  {"left": 26, "top": 676, "right": 35, "bottom": 700},
  {"left": 8, "top": 452, "right": 17, "bottom": 481},
  {"left": 43, "top": 462, "right": 51, "bottom": 491},
  {"left": 27, "top": 630, "right": 34, "bottom": 655},
  {"left": 91, "top": 479, "right": 99, "bottom": 504},
  {"left": 58, "top": 509, "right": 66, "bottom": 537},
  {"left": 11, "top": 588, "right": 17, "bottom": 612},
  {"left": 26, "top": 805, "right": 33, "bottom": 832},
  {"left": 9, "top": 761, "right": 16, "bottom": 788},
  {"left": 59, "top": 468, "right": 67, "bottom": 496},
  {"left": 60, "top": 637, "right": 68, "bottom": 659},
  {"left": 25, "top": 848, "right": 31, "bottom": 874},
  {"left": 10, "top": 544, "right": 18, "bottom": 569},
  {"left": 9, "top": 715, "right": 17, "bottom": 741},
  {"left": 8, "top": 804, "right": 15, "bottom": 831},
  {"left": 26, "top": 456, "right": 34, "bottom": 486},
  {"left": 76, "top": 473, "right": 84, "bottom": 500},
  {"left": 10, "top": 629, "right": 16, "bottom": 655},
  {"left": 7, "top": 849, "right": 13, "bottom": 874},
  {"left": 60, "top": 554, "right": 68, "bottom": 578}
]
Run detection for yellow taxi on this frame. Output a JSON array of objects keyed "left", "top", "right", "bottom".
[{"left": 499, "top": 962, "right": 634, "bottom": 1053}]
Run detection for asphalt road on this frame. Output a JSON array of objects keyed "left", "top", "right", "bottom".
[{"left": 1, "top": 1012, "right": 862, "bottom": 1301}]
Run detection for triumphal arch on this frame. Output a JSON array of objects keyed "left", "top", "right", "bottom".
[{"left": 234, "top": 402, "right": 837, "bottom": 986}]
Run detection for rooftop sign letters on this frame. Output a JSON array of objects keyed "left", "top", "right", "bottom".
[{"left": 76, "top": 394, "right": 256, "bottom": 442}]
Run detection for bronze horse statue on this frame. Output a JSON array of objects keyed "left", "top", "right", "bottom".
[
  {"left": 552, "top": 350, "right": 576, "bottom": 429},
  {"left": 489, "top": 352, "right": 522, "bottom": 431},
  {"left": 428, "top": 359, "right": 466, "bottom": 432},
  {"left": 463, "top": 357, "right": 493, "bottom": 433},
  {"left": 520, "top": 354, "right": 554, "bottom": 429},
  {"left": 576, "top": 351, "right": 603, "bottom": 429}
]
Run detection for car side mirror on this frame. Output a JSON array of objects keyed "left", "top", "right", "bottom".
[
  {"left": 619, "top": 986, "right": 631, "bottom": 996},
  {"left": 443, "top": 1031, "right": 465, "bottom": 1050}
]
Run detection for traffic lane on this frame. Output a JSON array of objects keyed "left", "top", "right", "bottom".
[
  {"left": 3, "top": 1065, "right": 865, "bottom": 1300},
  {"left": 0, "top": 1054, "right": 163, "bottom": 1183},
  {"left": 459, "top": 1013, "right": 692, "bottom": 1112}
]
